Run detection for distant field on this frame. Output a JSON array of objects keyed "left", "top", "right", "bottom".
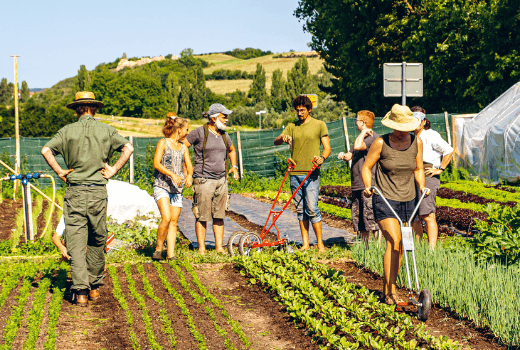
[
  {"left": 199, "top": 52, "right": 324, "bottom": 94},
  {"left": 96, "top": 114, "right": 258, "bottom": 137}
]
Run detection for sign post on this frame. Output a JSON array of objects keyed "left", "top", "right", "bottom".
[
  {"left": 383, "top": 62, "right": 423, "bottom": 105},
  {"left": 255, "top": 110, "right": 266, "bottom": 130}
]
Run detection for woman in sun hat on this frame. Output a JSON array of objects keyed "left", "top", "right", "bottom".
[{"left": 361, "top": 104, "right": 430, "bottom": 305}]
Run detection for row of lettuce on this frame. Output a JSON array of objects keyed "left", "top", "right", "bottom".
[{"left": 236, "top": 252, "right": 460, "bottom": 350}]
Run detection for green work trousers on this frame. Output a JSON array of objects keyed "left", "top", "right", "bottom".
[{"left": 64, "top": 186, "right": 108, "bottom": 291}]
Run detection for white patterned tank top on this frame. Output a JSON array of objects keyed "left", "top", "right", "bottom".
[{"left": 154, "top": 139, "right": 185, "bottom": 194}]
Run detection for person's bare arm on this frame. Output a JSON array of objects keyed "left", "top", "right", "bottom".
[
  {"left": 353, "top": 129, "right": 373, "bottom": 151},
  {"left": 313, "top": 135, "right": 331, "bottom": 165},
  {"left": 274, "top": 133, "right": 292, "bottom": 146},
  {"left": 414, "top": 138, "right": 429, "bottom": 195},
  {"left": 101, "top": 143, "right": 134, "bottom": 180},
  {"left": 361, "top": 138, "right": 383, "bottom": 197},
  {"left": 228, "top": 144, "right": 239, "bottom": 180},
  {"left": 338, "top": 151, "right": 353, "bottom": 162},
  {"left": 41, "top": 146, "right": 74, "bottom": 182},
  {"left": 52, "top": 232, "right": 70, "bottom": 262},
  {"left": 184, "top": 146, "right": 193, "bottom": 188}
]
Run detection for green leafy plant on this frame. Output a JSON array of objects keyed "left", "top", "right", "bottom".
[{"left": 473, "top": 204, "right": 520, "bottom": 264}]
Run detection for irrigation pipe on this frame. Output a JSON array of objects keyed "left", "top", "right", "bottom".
[{"left": 0, "top": 159, "right": 63, "bottom": 212}]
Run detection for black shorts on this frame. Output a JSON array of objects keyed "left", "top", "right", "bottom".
[{"left": 372, "top": 194, "right": 418, "bottom": 224}]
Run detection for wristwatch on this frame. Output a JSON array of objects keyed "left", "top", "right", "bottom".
[
  {"left": 438, "top": 166, "right": 445, "bottom": 171},
  {"left": 231, "top": 165, "right": 238, "bottom": 169}
]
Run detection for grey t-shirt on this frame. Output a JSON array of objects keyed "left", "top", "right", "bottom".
[
  {"left": 351, "top": 131, "right": 379, "bottom": 191},
  {"left": 187, "top": 126, "right": 233, "bottom": 180}
]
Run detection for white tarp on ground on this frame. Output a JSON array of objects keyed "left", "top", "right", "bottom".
[
  {"left": 57, "top": 180, "right": 159, "bottom": 235},
  {"left": 461, "top": 82, "right": 520, "bottom": 183}
]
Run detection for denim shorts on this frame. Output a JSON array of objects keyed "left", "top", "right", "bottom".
[
  {"left": 153, "top": 186, "right": 183, "bottom": 208},
  {"left": 290, "top": 175, "right": 321, "bottom": 224}
]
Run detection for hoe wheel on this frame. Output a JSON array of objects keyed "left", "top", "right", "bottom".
[
  {"left": 238, "top": 232, "right": 262, "bottom": 256},
  {"left": 227, "top": 231, "right": 244, "bottom": 257},
  {"left": 418, "top": 289, "right": 432, "bottom": 321}
]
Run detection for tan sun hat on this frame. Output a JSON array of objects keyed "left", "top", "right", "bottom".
[
  {"left": 66, "top": 91, "right": 104, "bottom": 110},
  {"left": 381, "top": 104, "right": 421, "bottom": 132}
]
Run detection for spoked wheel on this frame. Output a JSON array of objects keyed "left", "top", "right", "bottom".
[
  {"left": 417, "top": 289, "right": 432, "bottom": 321},
  {"left": 238, "top": 232, "right": 262, "bottom": 256},
  {"left": 227, "top": 231, "right": 244, "bottom": 257}
]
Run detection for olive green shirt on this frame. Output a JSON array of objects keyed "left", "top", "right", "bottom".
[
  {"left": 45, "top": 114, "right": 128, "bottom": 185},
  {"left": 282, "top": 118, "right": 328, "bottom": 175}
]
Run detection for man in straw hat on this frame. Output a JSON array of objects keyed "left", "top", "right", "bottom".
[
  {"left": 41, "top": 91, "right": 134, "bottom": 306},
  {"left": 361, "top": 104, "right": 429, "bottom": 305}
]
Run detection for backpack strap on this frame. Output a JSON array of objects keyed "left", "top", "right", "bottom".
[{"left": 202, "top": 123, "right": 230, "bottom": 176}]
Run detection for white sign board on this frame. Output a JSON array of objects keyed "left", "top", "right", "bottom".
[{"left": 383, "top": 63, "right": 423, "bottom": 97}]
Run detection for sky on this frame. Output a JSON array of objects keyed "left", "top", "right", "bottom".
[{"left": 0, "top": 0, "right": 313, "bottom": 89}]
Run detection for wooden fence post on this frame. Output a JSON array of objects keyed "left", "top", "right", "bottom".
[
  {"left": 236, "top": 131, "right": 244, "bottom": 179},
  {"left": 129, "top": 136, "right": 134, "bottom": 184},
  {"left": 342, "top": 117, "right": 352, "bottom": 167},
  {"left": 444, "top": 111, "right": 452, "bottom": 146}
]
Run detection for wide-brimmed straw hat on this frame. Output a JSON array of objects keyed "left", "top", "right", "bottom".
[
  {"left": 381, "top": 104, "right": 421, "bottom": 132},
  {"left": 66, "top": 91, "right": 104, "bottom": 110}
]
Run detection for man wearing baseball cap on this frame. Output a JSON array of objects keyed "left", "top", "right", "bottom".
[
  {"left": 41, "top": 91, "right": 133, "bottom": 306},
  {"left": 185, "top": 103, "right": 239, "bottom": 254}
]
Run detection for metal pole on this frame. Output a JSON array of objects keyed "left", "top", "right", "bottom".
[
  {"left": 11, "top": 55, "right": 20, "bottom": 199},
  {"left": 402, "top": 61, "right": 406, "bottom": 106},
  {"left": 236, "top": 131, "right": 244, "bottom": 179},
  {"left": 129, "top": 135, "right": 134, "bottom": 183},
  {"left": 444, "top": 111, "right": 452, "bottom": 146},
  {"left": 342, "top": 116, "right": 352, "bottom": 168}
]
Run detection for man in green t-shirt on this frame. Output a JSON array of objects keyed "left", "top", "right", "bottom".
[{"left": 274, "top": 95, "right": 331, "bottom": 252}]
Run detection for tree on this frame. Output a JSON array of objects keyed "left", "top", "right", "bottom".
[
  {"left": 295, "top": 0, "right": 520, "bottom": 115},
  {"left": 105, "top": 71, "right": 167, "bottom": 118},
  {"left": 165, "top": 72, "right": 179, "bottom": 113},
  {"left": 20, "top": 81, "right": 30, "bottom": 102},
  {"left": 285, "top": 56, "right": 311, "bottom": 105},
  {"left": 248, "top": 63, "right": 268, "bottom": 104},
  {"left": 77, "top": 65, "right": 89, "bottom": 91},
  {"left": 178, "top": 73, "right": 191, "bottom": 117},
  {"left": 0, "top": 78, "right": 10, "bottom": 104},
  {"left": 270, "top": 69, "right": 286, "bottom": 112},
  {"left": 179, "top": 48, "right": 196, "bottom": 67},
  {"left": 189, "top": 65, "right": 206, "bottom": 118}
]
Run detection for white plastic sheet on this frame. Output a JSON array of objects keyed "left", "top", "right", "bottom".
[
  {"left": 57, "top": 180, "right": 159, "bottom": 235},
  {"left": 461, "top": 83, "right": 520, "bottom": 183}
]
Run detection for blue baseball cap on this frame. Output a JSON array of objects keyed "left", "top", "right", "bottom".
[{"left": 208, "top": 103, "right": 233, "bottom": 116}]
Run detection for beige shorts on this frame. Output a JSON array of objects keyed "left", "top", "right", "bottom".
[{"left": 192, "top": 177, "right": 228, "bottom": 222}]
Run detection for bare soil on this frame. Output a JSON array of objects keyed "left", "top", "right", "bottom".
[{"left": 0, "top": 198, "right": 23, "bottom": 240}]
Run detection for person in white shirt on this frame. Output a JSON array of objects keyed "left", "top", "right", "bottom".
[{"left": 411, "top": 106, "right": 453, "bottom": 248}]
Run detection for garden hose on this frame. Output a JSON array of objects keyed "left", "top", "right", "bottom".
[{"left": 40, "top": 175, "right": 56, "bottom": 240}]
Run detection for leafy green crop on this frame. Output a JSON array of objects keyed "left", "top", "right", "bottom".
[{"left": 473, "top": 204, "right": 520, "bottom": 264}]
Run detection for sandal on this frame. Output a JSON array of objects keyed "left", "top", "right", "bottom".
[{"left": 166, "top": 255, "right": 176, "bottom": 261}]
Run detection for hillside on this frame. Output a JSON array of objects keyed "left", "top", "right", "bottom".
[{"left": 200, "top": 52, "right": 324, "bottom": 95}]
